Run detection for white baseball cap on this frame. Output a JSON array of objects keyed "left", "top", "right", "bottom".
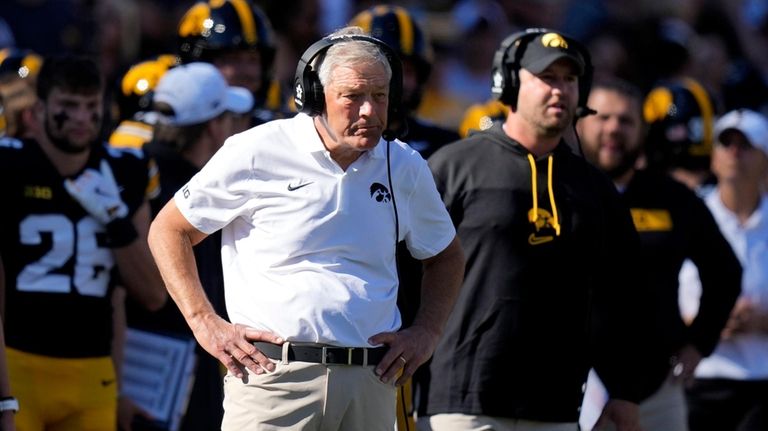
[
  {"left": 153, "top": 62, "right": 254, "bottom": 126},
  {"left": 714, "top": 109, "right": 768, "bottom": 157}
]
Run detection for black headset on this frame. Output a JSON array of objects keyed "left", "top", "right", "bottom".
[
  {"left": 293, "top": 34, "right": 406, "bottom": 141},
  {"left": 490, "top": 28, "right": 594, "bottom": 116}
]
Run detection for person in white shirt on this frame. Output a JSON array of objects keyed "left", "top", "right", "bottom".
[
  {"left": 147, "top": 26, "right": 465, "bottom": 430},
  {"left": 679, "top": 108, "right": 768, "bottom": 431}
]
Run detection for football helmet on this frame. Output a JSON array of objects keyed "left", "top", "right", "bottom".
[
  {"left": 116, "top": 54, "right": 179, "bottom": 121},
  {"left": 643, "top": 77, "right": 715, "bottom": 171},
  {"left": 178, "top": 0, "right": 275, "bottom": 99},
  {"left": 0, "top": 48, "right": 42, "bottom": 82}
]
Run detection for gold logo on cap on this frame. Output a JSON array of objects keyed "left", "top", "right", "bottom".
[{"left": 541, "top": 33, "right": 569, "bottom": 49}]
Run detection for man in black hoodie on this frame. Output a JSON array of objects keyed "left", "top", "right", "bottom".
[{"left": 427, "top": 29, "right": 648, "bottom": 430}]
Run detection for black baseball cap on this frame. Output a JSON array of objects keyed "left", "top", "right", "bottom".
[{"left": 518, "top": 32, "right": 585, "bottom": 75}]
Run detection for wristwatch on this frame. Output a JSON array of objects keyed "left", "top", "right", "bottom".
[{"left": 0, "top": 397, "right": 18, "bottom": 413}]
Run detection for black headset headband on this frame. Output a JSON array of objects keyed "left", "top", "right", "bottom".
[
  {"left": 293, "top": 34, "right": 405, "bottom": 140},
  {"left": 490, "top": 28, "right": 593, "bottom": 111}
]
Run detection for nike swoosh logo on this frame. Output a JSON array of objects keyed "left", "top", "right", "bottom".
[
  {"left": 528, "top": 233, "right": 554, "bottom": 245},
  {"left": 101, "top": 379, "right": 115, "bottom": 387},
  {"left": 287, "top": 181, "right": 313, "bottom": 191}
]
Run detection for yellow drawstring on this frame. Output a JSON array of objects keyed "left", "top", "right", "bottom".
[
  {"left": 547, "top": 155, "right": 561, "bottom": 235},
  {"left": 527, "top": 154, "right": 538, "bottom": 224},
  {"left": 526, "top": 153, "right": 561, "bottom": 236}
]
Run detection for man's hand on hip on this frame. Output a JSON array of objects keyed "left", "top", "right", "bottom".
[
  {"left": 190, "top": 313, "right": 283, "bottom": 379},
  {"left": 369, "top": 324, "right": 440, "bottom": 386}
]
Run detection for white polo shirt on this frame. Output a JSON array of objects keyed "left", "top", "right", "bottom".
[
  {"left": 175, "top": 113, "right": 456, "bottom": 347},
  {"left": 679, "top": 190, "right": 768, "bottom": 380}
]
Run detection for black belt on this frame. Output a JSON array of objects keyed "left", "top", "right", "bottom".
[{"left": 254, "top": 342, "right": 387, "bottom": 366}]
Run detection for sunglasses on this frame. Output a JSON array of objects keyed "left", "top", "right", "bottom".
[{"left": 717, "top": 131, "right": 755, "bottom": 151}]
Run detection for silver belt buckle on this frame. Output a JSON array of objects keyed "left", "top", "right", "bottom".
[{"left": 321, "top": 346, "right": 328, "bottom": 365}]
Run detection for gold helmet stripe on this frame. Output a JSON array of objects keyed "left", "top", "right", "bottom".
[
  {"left": 227, "top": 0, "right": 257, "bottom": 45},
  {"left": 643, "top": 87, "right": 673, "bottom": 124},
  {"left": 178, "top": 2, "right": 211, "bottom": 38},
  {"left": 682, "top": 77, "right": 714, "bottom": 156},
  {"left": 392, "top": 6, "right": 414, "bottom": 56},
  {"left": 121, "top": 56, "right": 174, "bottom": 97}
]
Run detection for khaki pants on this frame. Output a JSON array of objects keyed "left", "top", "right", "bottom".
[
  {"left": 222, "top": 345, "right": 396, "bottom": 430},
  {"left": 428, "top": 413, "right": 578, "bottom": 431}
]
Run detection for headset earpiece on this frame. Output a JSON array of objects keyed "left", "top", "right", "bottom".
[
  {"left": 293, "top": 34, "right": 405, "bottom": 139},
  {"left": 491, "top": 30, "right": 533, "bottom": 108}
]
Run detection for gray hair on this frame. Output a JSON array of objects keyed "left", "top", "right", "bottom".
[{"left": 315, "top": 26, "right": 392, "bottom": 88}]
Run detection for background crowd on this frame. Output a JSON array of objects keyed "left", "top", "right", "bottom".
[
  {"left": 1, "top": 0, "right": 768, "bottom": 430},
  {"left": 3, "top": 0, "right": 768, "bottom": 133}
]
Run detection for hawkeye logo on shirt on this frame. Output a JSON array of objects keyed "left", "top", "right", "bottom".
[
  {"left": 528, "top": 208, "right": 557, "bottom": 245},
  {"left": 630, "top": 208, "right": 673, "bottom": 232},
  {"left": 370, "top": 183, "right": 391, "bottom": 203}
]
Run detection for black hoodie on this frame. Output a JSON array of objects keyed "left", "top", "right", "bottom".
[{"left": 426, "top": 122, "right": 648, "bottom": 422}]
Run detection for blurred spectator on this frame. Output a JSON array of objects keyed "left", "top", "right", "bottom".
[
  {"left": 679, "top": 109, "right": 768, "bottom": 431},
  {"left": 417, "top": 0, "right": 510, "bottom": 130},
  {"left": 577, "top": 78, "right": 741, "bottom": 431},
  {"left": 94, "top": 0, "right": 141, "bottom": 87},
  {"left": 258, "top": 0, "right": 322, "bottom": 110}
]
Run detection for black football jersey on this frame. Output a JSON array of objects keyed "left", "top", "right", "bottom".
[{"left": 0, "top": 137, "right": 150, "bottom": 357}]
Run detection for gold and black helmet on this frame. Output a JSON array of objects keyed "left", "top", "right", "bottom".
[
  {"left": 177, "top": 0, "right": 276, "bottom": 66},
  {"left": 643, "top": 77, "right": 715, "bottom": 171},
  {"left": 0, "top": 48, "right": 42, "bottom": 82},
  {"left": 115, "top": 54, "right": 179, "bottom": 121}
]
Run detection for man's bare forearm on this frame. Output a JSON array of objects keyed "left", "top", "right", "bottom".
[{"left": 147, "top": 199, "right": 216, "bottom": 328}]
